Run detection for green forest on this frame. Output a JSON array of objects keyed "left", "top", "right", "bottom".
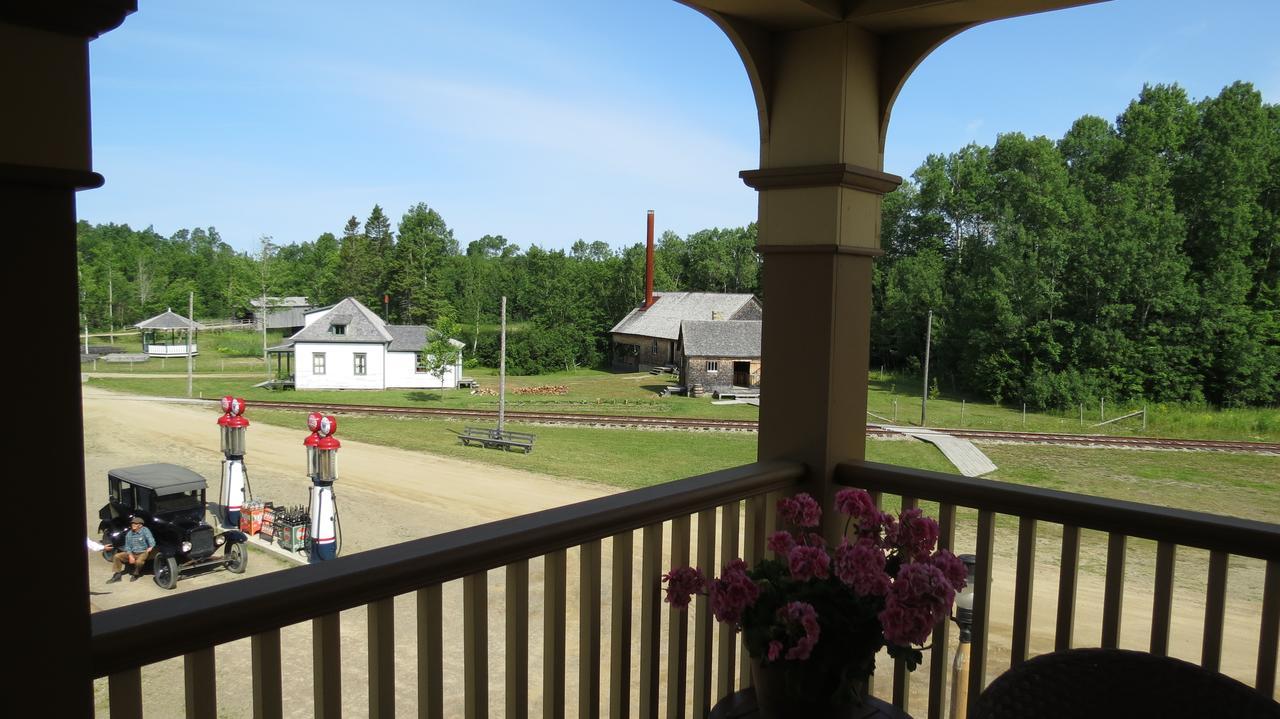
[{"left": 76, "top": 82, "right": 1278, "bottom": 407}]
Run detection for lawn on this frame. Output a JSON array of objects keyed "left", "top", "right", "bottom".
[{"left": 85, "top": 360, "right": 1279, "bottom": 442}]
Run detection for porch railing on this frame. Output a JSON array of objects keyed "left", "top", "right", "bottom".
[
  {"left": 837, "top": 460, "right": 1280, "bottom": 719},
  {"left": 92, "top": 460, "right": 805, "bottom": 718},
  {"left": 92, "top": 457, "right": 1279, "bottom": 718}
]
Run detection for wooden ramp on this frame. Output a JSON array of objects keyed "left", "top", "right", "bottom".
[{"left": 878, "top": 426, "right": 997, "bottom": 477}]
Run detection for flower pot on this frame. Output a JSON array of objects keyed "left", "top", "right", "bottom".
[{"left": 750, "top": 658, "right": 869, "bottom": 719}]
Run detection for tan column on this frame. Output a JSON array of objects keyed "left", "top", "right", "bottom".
[
  {"left": 2, "top": 6, "right": 130, "bottom": 714},
  {"left": 742, "top": 23, "right": 901, "bottom": 545}
]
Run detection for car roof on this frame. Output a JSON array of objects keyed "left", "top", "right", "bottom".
[{"left": 108, "top": 463, "right": 208, "bottom": 494}]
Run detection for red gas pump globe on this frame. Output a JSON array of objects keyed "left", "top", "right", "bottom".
[
  {"left": 307, "top": 412, "right": 323, "bottom": 433},
  {"left": 318, "top": 415, "right": 338, "bottom": 438},
  {"left": 226, "top": 398, "right": 249, "bottom": 428},
  {"left": 220, "top": 396, "right": 234, "bottom": 414}
]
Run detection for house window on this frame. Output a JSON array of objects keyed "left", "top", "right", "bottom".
[
  {"left": 354, "top": 353, "right": 367, "bottom": 376},
  {"left": 331, "top": 324, "right": 346, "bottom": 335},
  {"left": 706, "top": 360, "right": 718, "bottom": 372},
  {"left": 313, "top": 352, "right": 326, "bottom": 375},
  {"left": 414, "top": 352, "right": 429, "bottom": 373}
]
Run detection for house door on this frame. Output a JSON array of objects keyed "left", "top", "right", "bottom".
[{"left": 733, "top": 361, "right": 750, "bottom": 387}]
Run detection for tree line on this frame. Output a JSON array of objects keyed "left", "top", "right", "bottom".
[
  {"left": 75, "top": 207, "right": 759, "bottom": 374},
  {"left": 872, "top": 82, "right": 1278, "bottom": 408},
  {"left": 76, "top": 81, "right": 1277, "bottom": 406}
]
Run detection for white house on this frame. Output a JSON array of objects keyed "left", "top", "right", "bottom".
[{"left": 272, "top": 297, "right": 463, "bottom": 390}]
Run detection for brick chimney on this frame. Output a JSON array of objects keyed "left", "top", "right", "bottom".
[{"left": 644, "top": 210, "right": 655, "bottom": 309}]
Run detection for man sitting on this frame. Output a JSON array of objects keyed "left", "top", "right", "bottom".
[{"left": 106, "top": 516, "right": 155, "bottom": 583}]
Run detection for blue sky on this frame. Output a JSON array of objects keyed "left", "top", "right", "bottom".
[{"left": 81, "top": 0, "right": 1278, "bottom": 255}]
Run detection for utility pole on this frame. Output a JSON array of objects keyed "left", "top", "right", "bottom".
[
  {"left": 920, "top": 308, "right": 933, "bottom": 427},
  {"left": 187, "top": 291, "right": 194, "bottom": 398},
  {"left": 262, "top": 288, "right": 269, "bottom": 377},
  {"left": 498, "top": 296, "right": 507, "bottom": 434},
  {"left": 108, "top": 266, "right": 114, "bottom": 344}
]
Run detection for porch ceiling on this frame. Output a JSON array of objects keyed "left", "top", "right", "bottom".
[{"left": 681, "top": 0, "right": 1105, "bottom": 33}]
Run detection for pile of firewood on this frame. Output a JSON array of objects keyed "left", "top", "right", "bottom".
[
  {"left": 513, "top": 385, "right": 569, "bottom": 395},
  {"left": 470, "top": 387, "right": 497, "bottom": 396}
]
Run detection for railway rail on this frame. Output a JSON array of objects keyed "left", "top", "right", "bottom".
[{"left": 244, "top": 398, "right": 1280, "bottom": 454}]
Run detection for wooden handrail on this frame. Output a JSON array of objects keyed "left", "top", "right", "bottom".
[
  {"left": 837, "top": 460, "right": 1280, "bottom": 561},
  {"left": 91, "top": 460, "right": 805, "bottom": 678}
]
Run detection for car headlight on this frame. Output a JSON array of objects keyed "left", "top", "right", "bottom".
[
  {"left": 181, "top": 541, "right": 193, "bottom": 553},
  {"left": 215, "top": 535, "right": 226, "bottom": 546}
]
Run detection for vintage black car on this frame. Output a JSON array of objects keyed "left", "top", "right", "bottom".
[{"left": 97, "top": 463, "right": 249, "bottom": 589}]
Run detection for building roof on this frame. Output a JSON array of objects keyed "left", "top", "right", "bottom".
[
  {"left": 285, "top": 297, "right": 464, "bottom": 351},
  {"left": 680, "top": 320, "right": 762, "bottom": 358},
  {"left": 135, "top": 309, "right": 204, "bottom": 331},
  {"left": 288, "top": 297, "right": 394, "bottom": 344},
  {"left": 387, "top": 325, "right": 466, "bottom": 352},
  {"left": 610, "top": 292, "right": 758, "bottom": 341},
  {"left": 250, "top": 296, "right": 310, "bottom": 309}
]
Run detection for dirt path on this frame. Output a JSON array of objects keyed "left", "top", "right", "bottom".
[{"left": 83, "top": 387, "right": 1276, "bottom": 717}]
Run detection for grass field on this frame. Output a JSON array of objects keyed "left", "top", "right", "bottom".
[{"left": 87, "top": 362, "right": 1278, "bottom": 442}]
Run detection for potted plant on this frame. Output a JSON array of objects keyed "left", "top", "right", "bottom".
[{"left": 663, "top": 489, "right": 965, "bottom": 718}]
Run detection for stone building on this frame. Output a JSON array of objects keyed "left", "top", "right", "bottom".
[{"left": 678, "top": 319, "right": 762, "bottom": 390}]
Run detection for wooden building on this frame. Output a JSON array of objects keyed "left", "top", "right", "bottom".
[
  {"left": 678, "top": 319, "right": 762, "bottom": 390},
  {"left": 610, "top": 291, "right": 761, "bottom": 371},
  {"left": 269, "top": 297, "right": 463, "bottom": 390}
]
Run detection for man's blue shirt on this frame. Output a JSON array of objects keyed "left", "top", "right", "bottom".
[{"left": 123, "top": 526, "right": 155, "bottom": 553}]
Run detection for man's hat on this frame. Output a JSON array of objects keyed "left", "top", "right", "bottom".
[{"left": 130, "top": 516, "right": 144, "bottom": 524}]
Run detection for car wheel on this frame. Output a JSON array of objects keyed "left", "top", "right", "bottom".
[
  {"left": 153, "top": 555, "right": 179, "bottom": 590},
  {"left": 101, "top": 533, "right": 114, "bottom": 562},
  {"left": 225, "top": 542, "right": 248, "bottom": 574}
]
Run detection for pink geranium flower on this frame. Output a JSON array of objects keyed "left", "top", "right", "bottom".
[
  {"left": 891, "top": 508, "right": 940, "bottom": 562},
  {"left": 778, "top": 493, "right": 822, "bottom": 528},
  {"left": 661, "top": 566, "right": 705, "bottom": 609},
  {"left": 834, "top": 537, "right": 891, "bottom": 597},
  {"left": 788, "top": 545, "right": 831, "bottom": 581},
  {"left": 767, "top": 530, "right": 796, "bottom": 557},
  {"left": 780, "top": 601, "right": 821, "bottom": 661},
  {"left": 708, "top": 559, "right": 760, "bottom": 625}
]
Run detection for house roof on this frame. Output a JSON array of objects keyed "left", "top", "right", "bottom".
[
  {"left": 288, "top": 297, "right": 393, "bottom": 344},
  {"left": 250, "top": 296, "right": 310, "bottom": 309},
  {"left": 135, "top": 309, "right": 204, "bottom": 331},
  {"left": 387, "top": 325, "right": 466, "bottom": 352},
  {"left": 284, "top": 297, "right": 465, "bottom": 351},
  {"left": 679, "top": 320, "right": 762, "bottom": 358},
  {"left": 610, "top": 292, "right": 758, "bottom": 341}
]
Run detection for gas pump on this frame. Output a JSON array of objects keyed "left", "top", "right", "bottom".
[
  {"left": 217, "top": 396, "right": 252, "bottom": 527},
  {"left": 305, "top": 413, "right": 341, "bottom": 560}
]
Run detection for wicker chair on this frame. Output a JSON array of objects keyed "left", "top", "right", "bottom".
[{"left": 971, "top": 647, "right": 1279, "bottom": 719}]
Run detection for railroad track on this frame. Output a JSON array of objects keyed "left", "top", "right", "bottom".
[{"left": 243, "top": 398, "right": 1280, "bottom": 454}]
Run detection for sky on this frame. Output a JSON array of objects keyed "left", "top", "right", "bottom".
[{"left": 80, "top": 0, "right": 1279, "bottom": 255}]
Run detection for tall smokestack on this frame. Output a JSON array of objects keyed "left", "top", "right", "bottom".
[{"left": 645, "top": 210, "right": 655, "bottom": 309}]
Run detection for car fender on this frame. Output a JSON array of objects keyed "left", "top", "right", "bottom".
[
  {"left": 219, "top": 530, "right": 248, "bottom": 545},
  {"left": 153, "top": 541, "right": 182, "bottom": 562}
]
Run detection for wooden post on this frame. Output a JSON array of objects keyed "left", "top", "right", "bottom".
[
  {"left": 498, "top": 296, "right": 506, "bottom": 434},
  {"left": 961, "top": 399, "right": 966, "bottom": 427},
  {"left": 949, "top": 640, "right": 970, "bottom": 719},
  {"left": 187, "top": 291, "right": 194, "bottom": 398},
  {"left": 1143, "top": 405, "right": 1147, "bottom": 432},
  {"left": 1022, "top": 403, "right": 1026, "bottom": 430},
  {"left": 921, "top": 308, "right": 932, "bottom": 427}
]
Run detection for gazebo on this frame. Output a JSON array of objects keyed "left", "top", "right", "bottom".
[{"left": 134, "top": 308, "right": 203, "bottom": 357}]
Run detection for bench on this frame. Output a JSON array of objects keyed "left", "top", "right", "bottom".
[
  {"left": 457, "top": 426, "right": 536, "bottom": 453},
  {"left": 102, "top": 353, "right": 149, "bottom": 363},
  {"left": 457, "top": 377, "right": 478, "bottom": 389}
]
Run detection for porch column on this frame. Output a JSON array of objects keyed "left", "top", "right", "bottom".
[
  {"left": 740, "top": 22, "right": 902, "bottom": 544},
  {"left": 1, "top": 3, "right": 135, "bottom": 714}
]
